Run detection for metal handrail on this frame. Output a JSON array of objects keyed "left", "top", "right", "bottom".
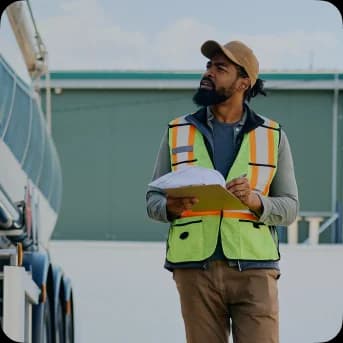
[
  {"left": 302, "top": 212, "right": 339, "bottom": 244},
  {"left": 318, "top": 213, "right": 339, "bottom": 235}
]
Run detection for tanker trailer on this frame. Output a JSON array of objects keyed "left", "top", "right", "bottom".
[{"left": 0, "top": 1, "right": 74, "bottom": 342}]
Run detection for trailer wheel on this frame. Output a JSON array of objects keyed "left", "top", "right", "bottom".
[
  {"left": 55, "top": 296, "right": 65, "bottom": 343},
  {"left": 42, "top": 297, "right": 53, "bottom": 343},
  {"left": 64, "top": 293, "right": 74, "bottom": 343}
]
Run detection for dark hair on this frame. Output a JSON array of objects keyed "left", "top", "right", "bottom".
[
  {"left": 245, "top": 78, "right": 267, "bottom": 102},
  {"left": 236, "top": 65, "right": 267, "bottom": 102}
]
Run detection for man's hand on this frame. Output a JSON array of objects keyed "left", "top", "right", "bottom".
[
  {"left": 226, "top": 176, "right": 263, "bottom": 215},
  {"left": 166, "top": 196, "right": 198, "bottom": 220}
]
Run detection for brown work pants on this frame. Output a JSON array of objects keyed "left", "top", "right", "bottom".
[{"left": 173, "top": 261, "right": 280, "bottom": 343}]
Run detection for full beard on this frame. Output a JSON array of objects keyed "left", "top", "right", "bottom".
[
  {"left": 192, "top": 88, "right": 229, "bottom": 107},
  {"left": 192, "top": 77, "right": 231, "bottom": 106}
]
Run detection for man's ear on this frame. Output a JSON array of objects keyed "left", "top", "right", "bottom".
[
  {"left": 241, "top": 78, "right": 251, "bottom": 90},
  {"left": 238, "top": 79, "right": 250, "bottom": 91}
]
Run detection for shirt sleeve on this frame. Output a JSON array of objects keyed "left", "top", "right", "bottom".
[
  {"left": 146, "top": 130, "right": 171, "bottom": 223},
  {"left": 257, "top": 129, "right": 299, "bottom": 226}
]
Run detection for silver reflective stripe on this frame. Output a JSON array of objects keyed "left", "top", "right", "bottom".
[
  {"left": 256, "top": 169, "right": 273, "bottom": 194},
  {"left": 171, "top": 115, "right": 195, "bottom": 170},
  {"left": 172, "top": 145, "right": 193, "bottom": 154},
  {"left": 176, "top": 126, "right": 190, "bottom": 150},
  {"left": 254, "top": 125, "right": 269, "bottom": 165},
  {"left": 252, "top": 117, "right": 278, "bottom": 194}
]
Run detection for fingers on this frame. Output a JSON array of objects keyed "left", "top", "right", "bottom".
[
  {"left": 167, "top": 196, "right": 198, "bottom": 217},
  {"left": 226, "top": 176, "right": 250, "bottom": 202},
  {"left": 226, "top": 176, "right": 249, "bottom": 192},
  {"left": 226, "top": 177, "right": 262, "bottom": 213}
]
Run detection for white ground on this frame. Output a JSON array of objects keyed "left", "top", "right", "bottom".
[{"left": 49, "top": 242, "right": 343, "bottom": 343}]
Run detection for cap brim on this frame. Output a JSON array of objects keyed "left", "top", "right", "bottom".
[{"left": 201, "top": 40, "right": 241, "bottom": 67}]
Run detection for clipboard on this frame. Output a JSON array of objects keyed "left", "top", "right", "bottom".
[{"left": 164, "top": 184, "right": 247, "bottom": 211}]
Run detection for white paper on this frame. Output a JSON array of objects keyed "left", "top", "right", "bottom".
[{"left": 148, "top": 166, "right": 226, "bottom": 189}]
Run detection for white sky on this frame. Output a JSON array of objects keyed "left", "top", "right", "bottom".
[{"left": 1, "top": 0, "right": 343, "bottom": 82}]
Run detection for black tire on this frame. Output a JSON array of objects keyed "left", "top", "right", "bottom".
[
  {"left": 64, "top": 294, "right": 74, "bottom": 343},
  {"left": 42, "top": 296, "right": 53, "bottom": 343},
  {"left": 55, "top": 296, "right": 65, "bottom": 343}
]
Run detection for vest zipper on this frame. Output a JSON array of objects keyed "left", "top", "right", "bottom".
[
  {"left": 202, "top": 210, "right": 224, "bottom": 271},
  {"left": 202, "top": 262, "right": 209, "bottom": 270}
]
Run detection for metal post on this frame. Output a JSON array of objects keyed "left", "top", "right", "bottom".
[
  {"left": 307, "top": 217, "right": 323, "bottom": 245},
  {"left": 3, "top": 266, "right": 40, "bottom": 342},
  {"left": 332, "top": 74, "right": 339, "bottom": 213},
  {"left": 331, "top": 74, "right": 339, "bottom": 242},
  {"left": 287, "top": 216, "right": 301, "bottom": 244}
]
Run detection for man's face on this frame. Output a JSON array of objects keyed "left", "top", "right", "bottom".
[{"left": 193, "top": 53, "right": 241, "bottom": 106}]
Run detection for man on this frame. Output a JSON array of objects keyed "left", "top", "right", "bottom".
[{"left": 146, "top": 40, "right": 298, "bottom": 343}]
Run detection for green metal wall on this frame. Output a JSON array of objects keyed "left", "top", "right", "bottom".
[
  {"left": 252, "top": 90, "right": 334, "bottom": 212},
  {"left": 49, "top": 88, "right": 342, "bottom": 241}
]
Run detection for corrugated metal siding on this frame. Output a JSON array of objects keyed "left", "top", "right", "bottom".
[{"left": 49, "top": 87, "right": 342, "bottom": 241}]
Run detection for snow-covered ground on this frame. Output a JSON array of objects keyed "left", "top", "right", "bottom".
[{"left": 49, "top": 241, "right": 343, "bottom": 343}]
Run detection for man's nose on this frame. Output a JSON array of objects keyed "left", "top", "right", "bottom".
[{"left": 204, "top": 67, "right": 214, "bottom": 79}]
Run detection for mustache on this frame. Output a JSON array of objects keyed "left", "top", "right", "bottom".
[{"left": 200, "top": 77, "right": 215, "bottom": 88}]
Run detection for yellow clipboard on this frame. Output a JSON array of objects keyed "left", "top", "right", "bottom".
[{"left": 164, "top": 184, "right": 247, "bottom": 211}]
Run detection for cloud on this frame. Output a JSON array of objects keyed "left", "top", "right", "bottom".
[
  {"left": 37, "top": 0, "right": 148, "bottom": 70},
  {"left": 152, "top": 18, "right": 220, "bottom": 69},
  {"left": 41, "top": 1, "right": 343, "bottom": 72},
  {"left": 38, "top": 2, "right": 219, "bottom": 71},
  {"left": 2, "top": 0, "right": 343, "bottom": 75},
  {"left": 233, "top": 31, "right": 342, "bottom": 71}
]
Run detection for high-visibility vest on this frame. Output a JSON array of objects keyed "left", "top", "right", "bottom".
[{"left": 166, "top": 114, "right": 280, "bottom": 263}]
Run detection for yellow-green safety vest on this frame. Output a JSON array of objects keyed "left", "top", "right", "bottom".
[{"left": 167, "top": 114, "right": 280, "bottom": 263}]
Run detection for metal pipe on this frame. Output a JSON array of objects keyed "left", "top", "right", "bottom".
[
  {"left": 302, "top": 213, "right": 339, "bottom": 244},
  {"left": 45, "top": 53, "right": 52, "bottom": 134},
  {"left": 6, "top": 2, "right": 40, "bottom": 78},
  {"left": 318, "top": 213, "right": 339, "bottom": 236},
  {"left": 6, "top": 1, "right": 51, "bottom": 132},
  {"left": 0, "top": 186, "right": 21, "bottom": 229}
]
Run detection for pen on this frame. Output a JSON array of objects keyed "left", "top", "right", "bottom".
[
  {"left": 227, "top": 173, "right": 247, "bottom": 187},
  {"left": 230, "top": 173, "right": 247, "bottom": 181}
]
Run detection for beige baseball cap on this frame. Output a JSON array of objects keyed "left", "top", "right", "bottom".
[{"left": 201, "top": 40, "right": 259, "bottom": 87}]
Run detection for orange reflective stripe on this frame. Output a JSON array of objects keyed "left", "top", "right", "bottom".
[
  {"left": 223, "top": 211, "right": 258, "bottom": 221},
  {"left": 181, "top": 210, "right": 258, "bottom": 221},
  {"left": 171, "top": 118, "right": 179, "bottom": 166},
  {"left": 249, "top": 130, "right": 257, "bottom": 162},
  {"left": 249, "top": 130, "right": 258, "bottom": 190},
  {"left": 188, "top": 125, "right": 196, "bottom": 163},
  {"left": 181, "top": 210, "right": 221, "bottom": 217}
]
